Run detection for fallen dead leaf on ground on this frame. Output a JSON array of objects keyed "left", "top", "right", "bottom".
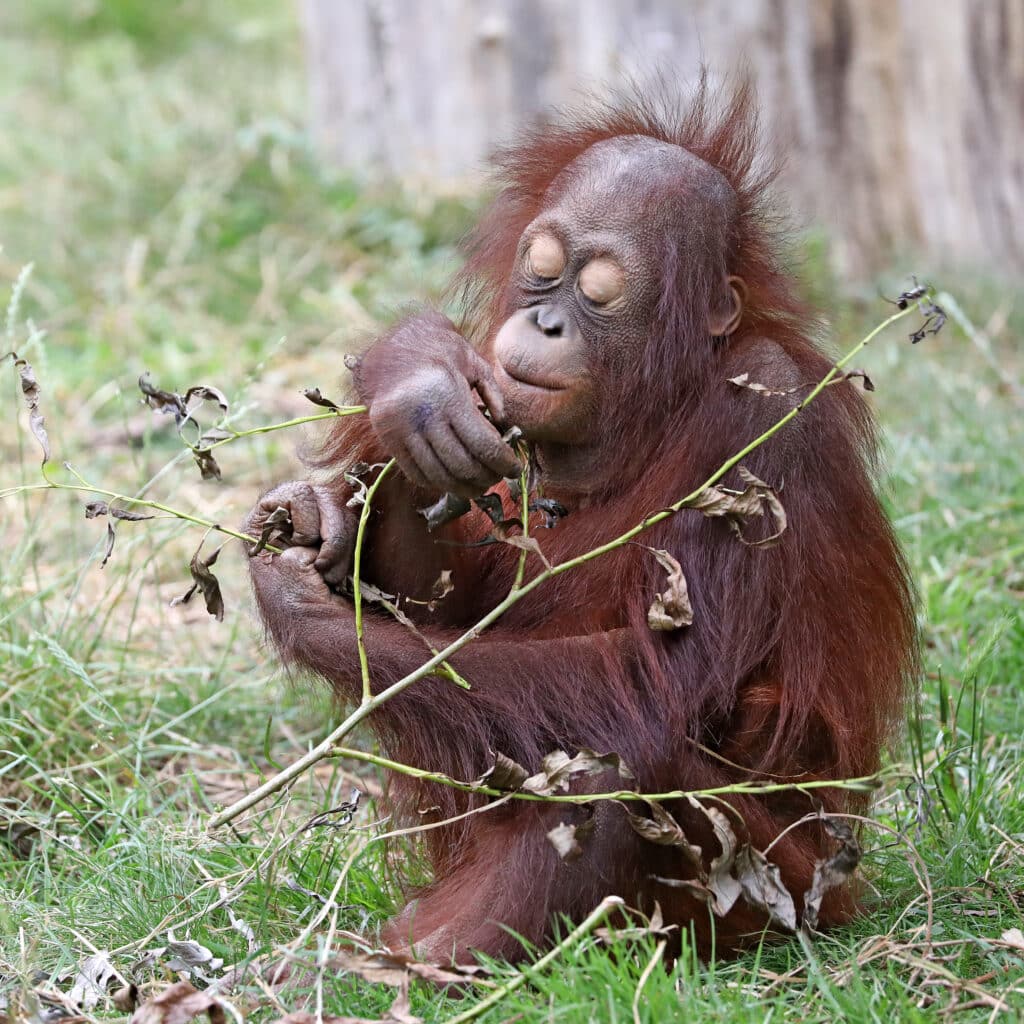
[{"left": 128, "top": 981, "right": 225, "bottom": 1024}]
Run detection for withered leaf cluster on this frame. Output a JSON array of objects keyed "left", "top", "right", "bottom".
[
  {"left": 420, "top": 484, "right": 561, "bottom": 569},
  {"left": 890, "top": 278, "right": 946, "bottom": 343},
  {"left": 634, "top": 795, "right": 862, "bottom": 932},
  {"left": 478, "top": 745, "right": 862, "bottom": 934},
  {"left": 476, "top": 747, "right": 634, "bottom": 798},
  {"left": 644, "top": 467, "right": 786, "bottom": 631},
  {"left": 138, "top": 374, "right": 230, "bottom": 480},
  {"left": 687, "top": 466, "right": 787, "bottom": 548}
]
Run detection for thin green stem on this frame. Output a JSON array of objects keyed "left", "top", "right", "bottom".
[
  {"left": 512, "top": 454, "right": 530, "bottom": 590},
  {"left": 199, "top": 405, "right": 367, "bottom": 451},
  {"left": 543, "top": 305, "right": 915, "bottom": 581},
  {"left": 372, "top": 592, "right": 471, "bottom": 689},
  {"left": 207, "top": 305, "right": 917, "bottom": 830},
  {"left": 1, "top": 475, "right": 263, "bottom": 548},
  {"left": 352, "top": 459, "right": 395, "bottom": 703},
  {"left": 330, "top": 744, "right": 887, "bottom": 804}
]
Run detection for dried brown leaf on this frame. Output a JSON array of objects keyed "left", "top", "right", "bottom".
[
  {"left": 128, "top": 981, "right": 224, "bottom": 1024},
  {"left": 191, "top": 448, "right": 221, "bottom": 481},
  {"left": 84, "top": 501, "right": 154, "bottom": 522},
  {"left": 686, "top": 796, "right": 742, "bottom": 917},
  {"left": 474, "top": 751, "right": 530, "bottom": 791},
  {"left": 688, "top": 467, "right": 787, "bottom": 548},
  {"left": 384, "top": 985, "right": 420, "bottom": 1024},
  {"left": 138, "top": 373, "right": 187, "bottom": 423},
  {"left": 11, "top": 353, "right": 51, "bottom": 464},
  {"left": 473, "top": 493, "right": 505, "bottom": 524},
  {"left": 303, "top": 387, "right": 340, "bottom": 410},
  {"left": 499, "top": 531, "right": 551, "bottom": 568},
  {"left": 801, "top": 817, "right": 862, "bottom": 931},
  {"left": 523, "top": 748, "right": 634, "bottom": 795},
  {"left": 491, "top": 520, "right": 551, "bottom": 568},
  {"left": 182, "top": 385, "right": 229, "bottom": 416},
  {"left": 418, "top": 492, "right": 471, "bottom": 531},
  {"left": 645, "top": 548, "right": 693, "bottom": 631},
  {"left": 328, "top": 949, "right": 487, "bottom": 989},
  {"left": 430, "top": 569, "right": 454, "bottom": 602},
  {"left": 112, "top": 985, "right": 139, "bottom": 1013},
  {"left": 101, "top": 521, "right": 116, "bottom": 567},
  {"left": 734, "top": 845, "right": 798, "bottom": 931},
  {"left": 67, "top": 951, "right": 118, "bottom": 1011},
  {"left": 687, "top": 486, "right": 735, "bottom": 517},
  {"left": 84, "top": 499, "right": 156, "bottom": 565},
  {"left": 478, "top": 748, "right": 632, "bottom": 796},
  {"left": 171, "top": 543, "right": 226, "bottom": 621},
  {"left": 250, "top": 506, "right": 292, "bottom": 555},
  {"left": 547, "top": 815, "right": 595, "bottom": 861},
  {"left": 727, "top": 372, "right": 798, "bottom": 398},
  {"left": 529, "top": 497, "right": 569, "bottom": 529},
  {"left": 625, "top": 800, "right": 703, "bottom": 871},
  {"left": 163, "top": 938, "right": 224, "bottom": 974}
]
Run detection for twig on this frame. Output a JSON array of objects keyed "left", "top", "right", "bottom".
[
  {"left": 198, "top": 405, "right": 367, "bottom": 451},
  {"left": 352, "top": 460, "right": 395, "bottom": 702},
  {"left": 0, "top": 399, "right": 367, "bottom": 549},
  {"left": 1, "top": 471, "right": 265, "bottom": 550},
  {"left": 368, "top": 591, "right": 470, "bottom": 689},
  {"left": 326, "top": 744, "right": 889, "bottom": 806},
  {"left": 512, "top": 452, "right": 530, "bottom": 591}
]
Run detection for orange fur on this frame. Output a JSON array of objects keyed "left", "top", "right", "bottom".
[{"left": 260, "top": 78, "right": 917, "bottom": 962}]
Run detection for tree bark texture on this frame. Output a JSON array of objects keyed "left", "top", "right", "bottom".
[{"left": 302, "top": 0, "right": 1024, "bottom": 276}]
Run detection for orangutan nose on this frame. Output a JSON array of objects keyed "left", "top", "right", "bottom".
[{"left": 531, "top": 304, "right": 565, "bottom": 338}]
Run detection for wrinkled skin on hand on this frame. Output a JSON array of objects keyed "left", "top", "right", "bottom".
[
  {"left": 248, "top": 543, "right": 347, "bottom": 620},
  {"left": 352, "top": 311, "right": 521, "bottom": 499},
  {"left": 243, "top": 480, "right": 358, "bottom": 589}
]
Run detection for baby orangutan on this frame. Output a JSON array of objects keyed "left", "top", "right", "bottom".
[{"left": 245, "top": 82, "right": 915, "bottom": 964}]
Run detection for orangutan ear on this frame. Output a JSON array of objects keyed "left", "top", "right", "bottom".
[{"left": 708, "top": 276, "right": 747, "bottom": 337}]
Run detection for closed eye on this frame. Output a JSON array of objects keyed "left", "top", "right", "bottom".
[
  {"left": 524, "top": 233, "right": 566, "bottom": 284},
  {"left": 577, "top": 257, "right": 626, "bottom": 309}
]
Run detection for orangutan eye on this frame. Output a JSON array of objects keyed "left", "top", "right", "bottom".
[
  {"left": 525, "top": 233, "right": 566, "bottom": 281},
  {"left": 578, "top": 257, "right": 625, "bottom": 306}
]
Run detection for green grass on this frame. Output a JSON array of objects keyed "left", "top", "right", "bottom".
[{"left": 1, "top": 4, "right": 1023, "bottom": 1022}]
